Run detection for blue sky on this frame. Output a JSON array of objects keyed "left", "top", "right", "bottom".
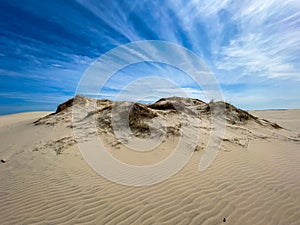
[{"left": 0, "top": 0, "right": 300, "bottom": 114}]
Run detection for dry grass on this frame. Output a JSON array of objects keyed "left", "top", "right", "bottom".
[{"left": 128, "top": 103, "right": 157, "bottom": 135}]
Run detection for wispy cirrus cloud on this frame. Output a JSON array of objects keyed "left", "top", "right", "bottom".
[
  {"left": 0, "top": 0, "right": 300, "bottom": 113},
  {"left": 216, "top": 32, "right": 300, "bottom": 79},
  {"left": 166, "top": 0, "right": 300, "bottom": 79},
  {"left": 214, "top": 0, "right": 300, "bottom": 80}
]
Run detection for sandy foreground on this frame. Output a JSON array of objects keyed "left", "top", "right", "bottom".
[{"left": 0, "top": 105, "right": 300, "bottom": 224}]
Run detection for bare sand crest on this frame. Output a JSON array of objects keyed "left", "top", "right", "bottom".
[{"left": 0, "top": 96, "right": 299, "bottom": 224}]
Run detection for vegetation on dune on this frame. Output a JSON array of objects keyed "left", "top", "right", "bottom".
[{"left": 34, "top": 95, "right": 283, "bottom": 131}]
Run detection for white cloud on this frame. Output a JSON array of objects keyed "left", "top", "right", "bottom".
[
  {"left": 216, "top": 32, "right": 300, "bottom": 79},
  {"left": 76, "top": 0, "right": 300, "bottom": 108},
  {"left": 215, "top": 0, "right": 300, "bottom": 79},
  {"left": 167, "top": 0, "right": 300, "bottom": 80}
]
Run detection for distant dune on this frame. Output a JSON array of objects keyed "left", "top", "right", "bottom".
[{"left": 0, "top": 96, "right": 299, "bottom": 224}]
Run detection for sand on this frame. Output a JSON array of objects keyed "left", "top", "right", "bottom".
[{"left": 0, "top": 100, "right": 299, "bottom": 224}]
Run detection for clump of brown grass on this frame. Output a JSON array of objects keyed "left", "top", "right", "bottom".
[
  {"left": 148, "top": 101, "right": 177, "bottom": 110},
  {"left": 128, "top": 103, "right": 157, "bottom": 136}
]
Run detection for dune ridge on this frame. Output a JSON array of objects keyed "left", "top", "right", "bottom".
[{"left": 34, "top": 95, "right": 284, "bottom": 152}]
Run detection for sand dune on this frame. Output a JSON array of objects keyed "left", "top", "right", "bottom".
[{"left": 0, "top": 96, "right": 299, "bottom": 224}]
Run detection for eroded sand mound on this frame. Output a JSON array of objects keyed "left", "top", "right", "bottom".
[
  {"left": 33, "top": 95, "right": 285, "bottom": 153},
  {"left": 35, "top": 95, "right": 281, "bottom": 132}
]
